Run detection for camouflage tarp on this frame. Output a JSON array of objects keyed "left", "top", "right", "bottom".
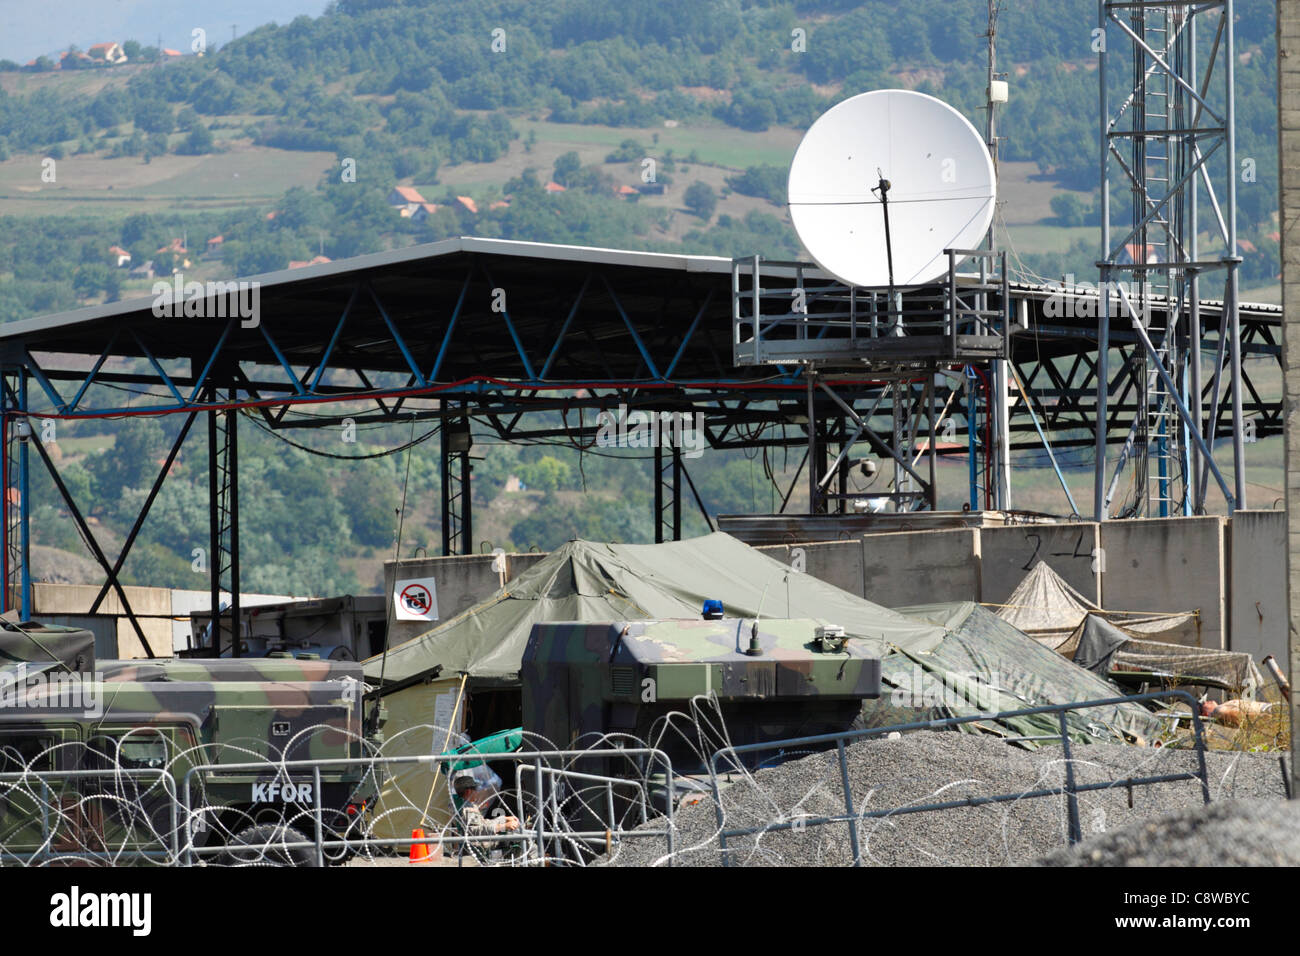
[
  {"left": 363, "top": 533, "right": 945, "bottom": 688},
  {"left": 868, "top": 602, "right": 1168, "bottom": 746},
  {"left": 1068, "top": 613, "right": 1264, "bottom": 696}
]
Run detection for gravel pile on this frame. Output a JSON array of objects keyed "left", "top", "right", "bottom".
[
  {"left": 604, "top": 731, "right": 1288, "bottom": 867},
  {"left": 1036, "top": 798, "right": 1300, "bottom": 866}
]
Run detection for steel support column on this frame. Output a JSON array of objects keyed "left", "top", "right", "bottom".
[
  {"left": 228, "top": 397, "right": 240, "bottom": 658},
  {"left": 654, "top": 442, "right": 682, "bottom": 543},
  {"left": 207, "top": 404, "right": 221, "bottom": 656},
  {"left": 440, "top": 405, "right": 472, "bottom": 556}
]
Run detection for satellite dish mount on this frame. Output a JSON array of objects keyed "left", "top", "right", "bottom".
[{"left": 870, "top": 168, "right": 896, "bottom": 296}]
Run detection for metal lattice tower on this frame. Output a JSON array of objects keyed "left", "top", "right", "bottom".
[{"left": 1095, "top": 0, "right": 1245, "bottom": 518}]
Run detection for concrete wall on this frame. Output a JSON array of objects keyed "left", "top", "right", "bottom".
[
  {"left": 31, "top": 585, "right": 297, "bottom": 657},
  {"left": 858, "top": 528, "right": 981, "bottom": 607},
  {"left": 506, "top": 553, "right": 550, "bottom": 581},
  {"left": 978, "top": 523, "right": 1101, "bottom": 607},
  {"left": 1228, "top": 510, "right": 1288, "bottom": 666},
  {"left": 1100, "top": 516, "right": 1225, "bottom": 648},
  {"left": 33, "top": 583, "right": 172, "bottom": 659},
  {"left": 384, "top": 552, "right": 550, "bottom": 645},
  {"left": 757, "top": 540, "right": 866, "bottom": 597},
  {"left": 384, "top": 555, "right": 504, "bottom": 645}
]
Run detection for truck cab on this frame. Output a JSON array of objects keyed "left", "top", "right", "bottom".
[{"left": 0, "top": 648, "right": 381, "bottom": 865}]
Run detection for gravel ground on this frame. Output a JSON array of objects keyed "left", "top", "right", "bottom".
[
  {"left": 604, "top": 731, "right": 1289, "bottom": 867},
  {"left": 1037, "top": 798, "right": 1300, "bottom": 866}
]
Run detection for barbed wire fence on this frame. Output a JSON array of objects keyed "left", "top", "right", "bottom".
[{"left": 0, "top": 689, "right": 1264, "bottom": 867}]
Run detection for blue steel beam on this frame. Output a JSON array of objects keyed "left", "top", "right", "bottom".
[
  {"left": 478, "top": 264, "right": 537, "bottom": 381},
  {"left": 309, "top": 284, "right": 361, "bottom": 394},
  {"left": 600, "top": 276, "right": 661, "bottom": 380},
  {"left": 186, "top": 317, "right": 236, "bottom": 405},
  {"left": 23, "top": 351, "right": 68, "bottom": 415},
  {"left": 259, "top": 324, "right": 309, "bottom": 396},
  {"left": 366, "top": 282, "right": 427, "bottom": 388},
  {"left": 130, "top": 328, "right": 187, "bottom": 407},
  {"left": 428, "top": 271, "right": 472, "bottom": 381},
  {"left": 539, "top": 274, "right": 592, "bottom": 379},
  {"left": 67, "top": 328, "right": 121, "bottom": 413}
]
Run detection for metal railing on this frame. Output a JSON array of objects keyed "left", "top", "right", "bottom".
[
  {"left": 706, "top": 690, "right": 1211, "bottom": 867},
  {"left": 0, "top": 766, "right": 179, "bottom": 864},
  {"left": 174, "top": 746, "right": 676, "bottom": 867},
  {"left": 0, "top": 745, "right": 677, "bottom": 867},
  {"left": 731, "top": 253, "right": 1007, "bottom": 367}
]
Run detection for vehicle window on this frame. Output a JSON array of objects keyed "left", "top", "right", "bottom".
[
  {"left": 87, "top": 733, "right": 170, "bottom": 771},
  {"left": 0, "top": 735, "right": 56, "bottom": 774}
]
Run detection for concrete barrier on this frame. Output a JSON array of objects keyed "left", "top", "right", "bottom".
[
  {"left": 33, "top": 583, "right": 173, "bottom": 659},
  {"left": 978, "top": 523, "right": 1101, "bottom": 606},
  {"left": 757, "top": 540, "right": 866, "bottom": 597},
  {"left": 1228, "top": 510, "right": 1287, "bottom": 665},
  {"left": 506, "top": 553, "right": 550, "bottom": 582},
  {"left": 858, "top": 528, "right": 981, "bottom": 607},
  {"left": 384, "top": 555, "right": 508, "bottom": 646},
  {"left": 1100, "top": 516, "right": 1225, "bottom": 648}
]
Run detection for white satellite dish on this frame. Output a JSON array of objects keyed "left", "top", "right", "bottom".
[{"left": 787, "top": 89, "right": 996, "bottom": 289}]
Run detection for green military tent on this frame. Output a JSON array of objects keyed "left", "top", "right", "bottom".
[
  {"left": 365, "top": 532, "right": 943, "bottom": 690},
  {"left": 361, "top": 534, "right": 1167, "bottom": 838}
]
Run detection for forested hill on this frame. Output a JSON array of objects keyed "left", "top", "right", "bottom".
[
  {"left": 0, "top": 0, "right": 1283, "bottom": 594},
  {"left": 0, "top": 0, "right": 1281, "bottom": 324}
]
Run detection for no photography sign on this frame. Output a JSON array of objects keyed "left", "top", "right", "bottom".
[{"left": 393, "top": 577, "right": 439, "bottom": 622}]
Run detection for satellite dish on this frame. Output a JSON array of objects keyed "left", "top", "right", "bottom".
[{"left": 787, "top": 90, "right": 996, "bottom": 289}]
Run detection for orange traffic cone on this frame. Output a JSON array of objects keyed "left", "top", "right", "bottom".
[{"left": 409, "top": 828, "right": 430, "bottom": 862}]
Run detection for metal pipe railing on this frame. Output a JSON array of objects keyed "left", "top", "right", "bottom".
[{"left": 707, "top": 689, "right": 1210, "bottom": 867}]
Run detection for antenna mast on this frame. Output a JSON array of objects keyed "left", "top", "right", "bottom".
[{"left": 985, "top": 0, "right": 1011, "bottom": 510}]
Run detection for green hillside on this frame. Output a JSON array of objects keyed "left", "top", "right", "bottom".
[{"left": 0, "top": 0, "right": 1282, "bottom": 592}]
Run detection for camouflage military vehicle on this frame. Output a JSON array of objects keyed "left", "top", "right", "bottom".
[
  {"left": 521, "top": 617, "right": 881, "bottom": 774},
  {"left": 0, "top": 624, "right": 381, "bottom": 866},
  {"left": 518, "top": 617, "right": 879, "bottom": 855}
]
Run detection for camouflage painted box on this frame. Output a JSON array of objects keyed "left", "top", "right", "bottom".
[{"left": 521, "top": 618, "right": 881, "bottom": 774}]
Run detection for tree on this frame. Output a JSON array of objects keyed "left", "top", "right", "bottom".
[
  {"left": 134, "top": 100, "right": 174, "bottom": 135},
  {"left": 552, "top": 151, "right": 582, "bottom": 187},
  {"left": 1050, "top": 193, "right": 1092, "bottom": 227},
  {"left": 684, "top": 181, "right": 717, "bottom": 220},
  {"left": 725, "top": 165, "right": 787, "bottom": 204},
  {"left": 144, "top": 132, "right": 170, "bottom": 160},
  {"left": 176, "top": 123, "right": 215, "bottom": 155},
  {"left": 121, "top": 213, "right": 154, "bottom": 246},
  {"left": 73, "top": 265, "right": 111, "bottom": 299},
  {"left": 344, "top": 471, "right": 397, "bottom": 547},
  {"left": 87, "top": 419, "right": 167, "bottom": 507},
  {"left": 518, "top": 455, "right": 573, "bottom": 492}
]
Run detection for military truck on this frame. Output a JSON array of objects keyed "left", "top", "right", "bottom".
[
  {"left": 519, "top": 617, "right": 880, "bottom": 849},
  {"left": 0, "top": 623, "right": 382, "bottom": 866}
]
